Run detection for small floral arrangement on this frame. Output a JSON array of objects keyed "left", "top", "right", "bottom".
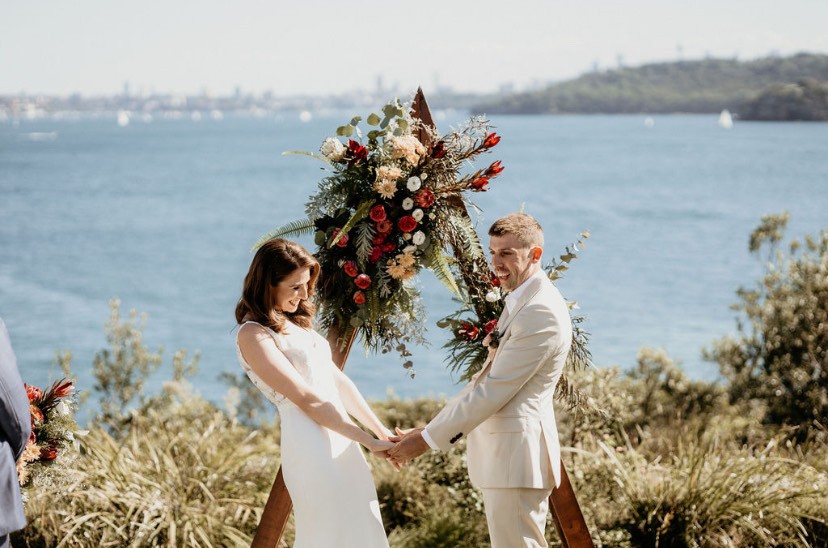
[
  {"left": 18, "top": 379, "right": 79, "bottom": 487},
  {"left": 440, "top": 232, "right": 592, "bottom": 383},
  {"left": 257, "top": 98, "right": 504, "bottom": 370}
]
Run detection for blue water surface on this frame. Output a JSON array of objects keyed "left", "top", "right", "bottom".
[{"left": 1, "top": 112, "right": 826, "bottom": 422}]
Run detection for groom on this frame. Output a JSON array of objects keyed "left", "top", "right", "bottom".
[{"left": 388, "top": 213, "right": 572, "bottom": 547}]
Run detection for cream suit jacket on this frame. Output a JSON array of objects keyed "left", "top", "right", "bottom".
[{"left": 426, "top": 272, "right": 571, "bottom": 489}]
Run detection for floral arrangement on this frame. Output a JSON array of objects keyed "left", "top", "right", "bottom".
[
  {"left": 256, "top": 98, "right": 504, "bottom": 370},
  {"left": 18, "top": 379, "right": 79, "bottom": 487}
]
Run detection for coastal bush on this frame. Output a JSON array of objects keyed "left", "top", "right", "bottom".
[
  {"left": 706, "top": 213, "right": 828, "bottom": 436},
  {"left": 15, "top": 382, "right": 278, "bottom": 547}
]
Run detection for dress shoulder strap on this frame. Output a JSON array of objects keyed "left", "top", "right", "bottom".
[{"left": 238, "top": 320, "right": 284, "bottom": 350}]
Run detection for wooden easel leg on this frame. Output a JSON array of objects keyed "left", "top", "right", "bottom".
[
  {"left": 250, "top": 468, "right": 292, "bottom": 548},
  {"left": 549, "top": 463, "right": 594, "bottom": 547}
]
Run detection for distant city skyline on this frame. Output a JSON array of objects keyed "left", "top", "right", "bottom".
[{"left": 3, "top": 0, "right": 827, "bottom": 97}]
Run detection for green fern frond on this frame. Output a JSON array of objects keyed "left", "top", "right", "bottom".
[
  {"left": 251, "top": 217, "right": 315, "bottom": 251},
  {"left": 330, "top": 200, "right": 374, "bottom": 248},
  {"left": 427, "top": 248, "right": 462, "bottom": 298}
]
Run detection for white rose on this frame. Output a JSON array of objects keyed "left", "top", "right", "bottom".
[
  {"left": 412, "top": 231, "right": 426, "bottom": 245},
  {"left": 403, "top": 245, "right": 417, "bottom": 254},
  {"left": 56, "top": 401, "right": 71, "bottom": 416},
  {"left": 412, "top": 208, "right": 424, "bottom": 221},
  {"left": 320, "top": 137, "right": 346, "bottom": 161},
  {"left": 402, "top": 197, "right": 414, "bottom": 210},
  {"left": 407, "top": 176, "right": 421, "bottom": 191},
  {"left": 485, "top": 289, "right": 501, "bottom": 302}
]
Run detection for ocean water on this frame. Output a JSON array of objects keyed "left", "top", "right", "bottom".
[{"left": 2, "top": 112, "right": 827, "bottom": 421}]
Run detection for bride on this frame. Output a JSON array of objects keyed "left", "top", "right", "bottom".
[{"left": 235, "top": 238, "right": 393, "bottom": 547}]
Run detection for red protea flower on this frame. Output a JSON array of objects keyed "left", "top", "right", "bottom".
[
  {"left": 398, "top": 216, "right": 418, "bottom": 233},
  {"left": 30, "top": 404, "right": 44, "bottom": 424},
  {"left": 353, "top": 290, "right": 367, "bottom": 305},
  {"left": 431, "top": 141, "right": 446, "bottom": 159},
  {"left": 471, "top": 177, "right": 489, "bottom": 191},
  {"left": 348, "top": 140, "right": 368, "bottom": 164},
  {"left": 354, "top": 274, "right": 372, "bottom": 289},
  {"left": 369, "top": 204, "right": 387, "bottom": 222},
  {"left": 343, "top": 261, "right": 358, "bottom": 277},
  {"left": 39, "top": 444, "right": 58, "bottom": 460},
  {"left": 484, "top": 160, "right": 504, "bottom": 177},
  {"left": 482, "top": 133, "right": 501, "bottom": 149},
  {"left": 368, "top": 247, "right": 384, "bottom": 263},
  {"left": 376, "top": 219, "right": 393, "bottom": 235},
  {"left": 372, "top": 235, "right": 386, "bottom": 245},
  {"left": 331, "top": 228, "right": 349, "bottom": 248},
  {"left": 25, "top": 384, "right": 42, "bottom": 402},
  {"left": 484, "top": 319, "right": 498, "bottom": 334},
  {"left": 413, "top": 189, "right": 435, "bottom": 208},
  {"left": 381, "top": 242, "right": 396, "bottom": 253},
  {"left": 458, "top": 323, "right": 480, "bottom": 341}
]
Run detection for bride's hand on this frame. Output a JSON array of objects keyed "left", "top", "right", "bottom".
[
  {"left": 365, "top": 438, "right": 395, "bottom": 455},
  {"left": 377, "top": 427, "right": 395, "bottom": 441}
]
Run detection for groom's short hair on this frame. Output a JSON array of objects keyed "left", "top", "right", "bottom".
[{"left": 489, "top": 213, "right": 544, "bottom": 248}]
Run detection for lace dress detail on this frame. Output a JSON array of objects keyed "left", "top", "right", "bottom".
[{"left": 235, "top": 320, "right": 388, "bottom": 548}]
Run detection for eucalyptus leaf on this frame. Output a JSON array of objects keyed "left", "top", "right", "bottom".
[
  {"left": 282, "top": 150, "right": 331, "bottom": 164},
  {"left": 367, "top": 113, "right": 381, "bottom": 126},
  {"left": 397, "top": 119, "right": 409, "bottom": 131},
  {"left": 393, "top": 127, "right": 404, "bottom": 137},
  {"left": 336, "top": 125, "right": 349, "bottom": 137},
  {"left": 350, "top": 116, "right": 362, "bottom": 126},
  {"left": 380, "top": 117, "right": 390, "bottom": 129}
]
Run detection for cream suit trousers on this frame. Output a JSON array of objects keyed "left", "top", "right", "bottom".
[{"left": 482, "top": 487, "right": 552, "bottom": 548}]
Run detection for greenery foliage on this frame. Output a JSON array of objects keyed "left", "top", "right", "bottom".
[
  {"left": 741, "top": 78, "right": 828, "bottom": 121},
  {"left": 705, "top": 213, "right": 828, "bottom": 435},
  {"left": 474, "top": 53, "right": 828, "bottom": 115}
]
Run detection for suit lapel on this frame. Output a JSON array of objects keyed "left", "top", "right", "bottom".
[
  {"left": 497, "top": 274, "right": 546, "bottom": 336},
  {"left": 472, "top": 274, "right": 548, "bottom": 385}
]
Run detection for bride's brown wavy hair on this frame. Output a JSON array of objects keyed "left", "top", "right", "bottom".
[{"left": 235, "top": 238, "right": 319, "bottom": 333}]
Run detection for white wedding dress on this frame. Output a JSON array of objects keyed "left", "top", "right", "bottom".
[{"left": 236, "top": 320, "right": 389, "bottom": 548}]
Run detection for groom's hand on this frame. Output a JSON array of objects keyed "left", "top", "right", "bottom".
[{"left": 387, "top": 427, "right": 429, "bottom": 465}]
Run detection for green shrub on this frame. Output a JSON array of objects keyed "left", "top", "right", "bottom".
[{"left": 706, "top": 213, "right": 828, "bottom": 435}]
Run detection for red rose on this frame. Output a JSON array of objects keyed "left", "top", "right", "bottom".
[
  {"left": 353, "top": 290, "right": 367, "bottom": 305},
  {"left": 25, "top": 384, "right": 42, "bottom": 402},
  {"left": 376, "top": 219, "right": 393, "bottom": 234},
  {"left": 331, "top": 228, "right": 349, "bottom": 248},
  {"left": 489, "top": 271, "right": 501, "bottom": 287},
  {"left": 368, "top": 247, "right": 384, "bottom": 263},
  {"left": 413, "top": 189, "right": 435, "bottom": 208},
  {"left": 431, "top": 141, "right": 446, "bottom": 159},
  {"left": 458, "top": 323, "right": 480, "bottom": 341},
  {"left": 482, "top": 133, "right": 500, "bottom": 149},
  {"left": 484, "top": 160, "right": 504, "bottom": 177},
  {"left": 381, "top": 242, "right": 396, "bottom": 253},
  {"left": 354, "top": 274, "right": 372, "bottom": 289},
  {"left": 398, "top": 216, "right": 418, "bottom": 233},
  {"left": 484, "top": 319, "right": 498, "bottom": 334},
  {"left": 348, "top": 140, "right": 368, "bottom": 164},
  {"left": 471, "top": 177, "right": 489, "bottom": 191},
  {"left": 369, "top": 204, "right": 386, "bottom": 222},
  {"left": 343, "top": 261, "right": 358, "bottom": 277}
]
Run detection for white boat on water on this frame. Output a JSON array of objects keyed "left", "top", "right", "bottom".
[
  {"left": 718, "top": 109, "right": 733, "bottom": 129},
  {"left": 117, "top": 110, "right": 130, "bottom": 127}
]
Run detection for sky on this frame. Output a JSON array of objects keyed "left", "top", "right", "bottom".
[{"left": 3, "top": 0, "right": 828, "bottom": 97}]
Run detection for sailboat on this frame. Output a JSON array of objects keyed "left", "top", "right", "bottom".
[{"left": 718, "top": 109, "right": 733, "bottom": 129}]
